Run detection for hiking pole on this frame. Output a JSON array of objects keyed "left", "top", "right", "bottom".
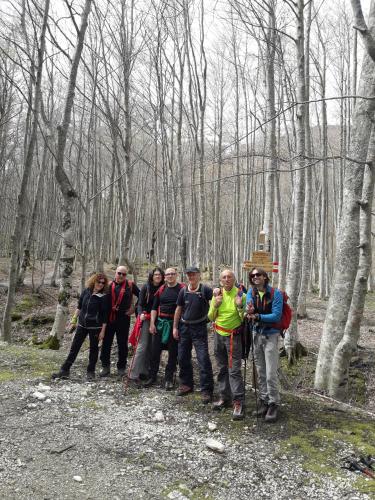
[
  {"left": 124, "top": 321, "right": 142, "bottom": 394},
  {"left": 243, "top": 320, "right": 248, "bottom": 412},
  {"left": 250, "top": 320, "right": 259, "bottom": 426}
]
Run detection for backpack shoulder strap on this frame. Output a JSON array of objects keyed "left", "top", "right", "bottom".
[{"left": 155, "top": 284, "right": 165, "bottom": 297}]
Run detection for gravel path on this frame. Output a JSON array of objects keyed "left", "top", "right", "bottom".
[{"left": 0, "top": 351, "right": 371, "bottom": 500}]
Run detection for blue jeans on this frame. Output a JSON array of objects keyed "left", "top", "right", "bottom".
[{"left": 178, "top": 322, "right": 214, "bottom": 393}]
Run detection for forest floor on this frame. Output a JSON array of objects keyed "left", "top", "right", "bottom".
[{"left": 0, "top": 259, "right": 375, "bottom": 500}]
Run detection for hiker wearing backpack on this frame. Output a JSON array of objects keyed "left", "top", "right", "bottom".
[
  {"left": 172, "top": 267, "right": 214, "bottom": 402},
  {"left": 143, "top": 268, "right": 185, "bottom": 390},
  {"left": 246, "top": 267, "right": 283, "bottom": 423},
  {"left": 208, "top": 269, "right": 247, "bottom": 420},
  {"left": 99, "top": 266, "right": 140, "bottom": 378},
  {"left": 128, "top": 267, "right": 165, "bottom": 382}
]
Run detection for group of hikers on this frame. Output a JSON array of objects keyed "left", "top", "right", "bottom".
[{"left": 52, "top": 264, "right": 284, "bottom": 423}]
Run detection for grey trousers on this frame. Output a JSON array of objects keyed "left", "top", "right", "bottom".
[
  {"left": 129, "top": 319, "right": 151, "bottom": 379},
  {"left": 214, "top": 333, "right": 244, "bottom": 402},
  {"left": 253, "top": 332, "right": 280, "bottom": 405}
]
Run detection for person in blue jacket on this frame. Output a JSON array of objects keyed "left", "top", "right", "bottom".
[{"left": 246, "top": 268, "right": 282, "bottom": 423}]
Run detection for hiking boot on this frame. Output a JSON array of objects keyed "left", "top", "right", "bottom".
[
  {"left": 143, "top": 377, "right": 156, "bottom": 388},
  {"left": 212, "top": 399, "right": 232, "bottom": 411},
  {"left": 264, "top": 403, "right": 279, "bottom": 423},
  {"left": 165, "top": 380, "right": 174, "bottom": 391},
  {"left": 232, "top": 400, "right": 245, "bottom": 421},
  {"left": 253, "top": 399, "right": 269, "bottom": 417},
  {"left": 201, "top": 392, "right": 212, "bottom": 404},
  {"left": 117, "top": 368, "right": 126, "bottom": 378},
  {"left": 51, "top": 369, "right": 70, "bottom": 380},
  {"left": 86, "top": 371, "right": 95, "bottom": 381},
  {"left": 176, "top": 385, "right": 193, "bottom": 396},
  {"left": 99, "top": 366, "right": 110, "bottom": 377}
]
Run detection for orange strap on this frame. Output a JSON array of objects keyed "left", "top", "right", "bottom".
[{"left": 213, "top": 323, "right": 237, "bottom": 335}]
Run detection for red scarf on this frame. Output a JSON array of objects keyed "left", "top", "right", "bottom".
[
  {"left": 109, "top": 280, "right": 127, "bottom": 323},
  {"left": 128, "top": 313, "right": 151, "bottom": 346}
]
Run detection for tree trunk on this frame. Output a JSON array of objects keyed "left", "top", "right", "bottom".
[
  {"left": 328, "top": 125, "right": 375, "bottom": 399},
  {"left": 46, "top": 0, "right": 92, "bottom": 349},
  {"left": 315, "top": 0, "right": 375, "bottom": 389},
  {"left": 1, "top": 0, "right": 50, "bottom": 342},
  {"left": 284, "top": 0, "right": 306, "bottom": 362}
]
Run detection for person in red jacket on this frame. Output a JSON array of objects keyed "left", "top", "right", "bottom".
[{"left": 100, "top": 266, "right": 139, "bottom": 378}]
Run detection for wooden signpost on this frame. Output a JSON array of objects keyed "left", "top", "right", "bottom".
[{"left": 243, "top": 231, "right": 278, "bottom": 273}]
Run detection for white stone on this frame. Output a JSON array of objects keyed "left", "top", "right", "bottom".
[
  {"left": 167, "top": 492, "right": 189, "bottom": 500},
  {"left": 31, "top": 391, "right": 46, "bottom": 401},
  {"left": 37, "top": 383, "right": 51, "bottom": 392},
  {"left": 208, "top": 422, "right": 217, "bottom": 432},
  {"left": 205, "top": 438, "right": 225, "bottom": 454},
  {"left": 153, "top": 411, "right": 164, "bottom": 422},
  {"left": 73, "top": 476, "right": 83, "bottom": 483}
]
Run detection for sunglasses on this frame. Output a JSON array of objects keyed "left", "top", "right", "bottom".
[
  {"left": 117, "top": 272, "right": 126, "bottom": 276},
  {"left": 165, "top": 272, "right": 176, "bottom": 276},
  {"left": 250, "top": 273, "right": 263, "bottom": 278},
  {"left": 97, "top": 280, "right": 105, "bottom": 285}
]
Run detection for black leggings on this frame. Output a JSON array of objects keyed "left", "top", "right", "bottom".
[{"left": 61, "top": 325, "right": 100, "bottom": 373}]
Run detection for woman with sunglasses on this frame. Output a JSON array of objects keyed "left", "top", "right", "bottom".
[
  {"left": 128, "top": 267, "right": 165, "bottom": 382},
  {"left": 246, "top": 268, "right": 283, "bottom": 423},
  {"left": 52, "top": 273, "right": 109, "bottom": 381}
]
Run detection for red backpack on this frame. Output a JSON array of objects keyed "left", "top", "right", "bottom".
[{"left": 270, "top": 288, "right": 292, "bottom": 336}]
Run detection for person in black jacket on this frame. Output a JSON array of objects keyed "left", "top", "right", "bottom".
[
  {"left": 100, "top": 266, "right": 140, "bottom": 378},
  {"left": 128, "top": 267, "right": 164, "bottom": 382},
  {"left": 52, "top": 273, "right": 109, "bottom": 380}
]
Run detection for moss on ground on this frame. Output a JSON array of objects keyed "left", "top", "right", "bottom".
[
  {"left": 162, "top": 481, "right": 214, "bottom": 500},
  {"left": 176, "top": 386, "right": 375, "bottom": 496},
  {"left": 38, "top": 335, "right": 60, "bottom": 350},
  {"left": 0, "top": 344, "right": 64, "bottom": 382},
  {"left": 11, "top": 312, "right": 23, "bottom": 322},
  {"left": 23, "top": 314, "right": 54, "bottom": 327},
  {"left": 277, "top": 393, "right": 375, "bottom": 491},
  {"left": 0, "top": 370, "right": 17, "bottom": 382},
  {"left": 279, "top": 353, "right": 368, "bottom": 406},
  {"left": 14, "top": 293, "right": 41, "bottom": 314}
]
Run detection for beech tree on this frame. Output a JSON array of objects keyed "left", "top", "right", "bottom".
[
  {"left": 1, "top": 0, "right": 50, "bottom": 342},
  {"left": 315, "top": 0, "right": 375, "bottom": 395},
  {"left": 45, "top": 0, "right": 92, "bottom": 348}
]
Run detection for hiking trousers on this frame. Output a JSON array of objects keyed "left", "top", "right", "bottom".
[
  {"left": 253, "top": 332, "right": 280, "bottom": 405},
  {"left": 61, "top": 325, "right": 100, "bottom": 373},
  {"left": 214, "top": 332, "right": 244, "bottom": 402},
  {"left": 129, "top": 319, "right": 151, "bottom": 379},
  {"left": 178, "top": 322, "right": 214, "bottom": 393},
  {"left": 100, "top": 316, "right": 131, "bottom": 370},
  {"left": 149, "top": 327, "right": 178, "bottom": 382}
]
